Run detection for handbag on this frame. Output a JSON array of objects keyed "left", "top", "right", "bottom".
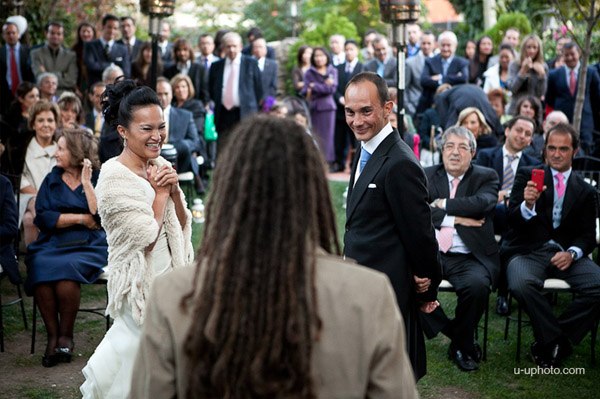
[{"left": 204, "top": 112, "right": 218, "bottom": 142}]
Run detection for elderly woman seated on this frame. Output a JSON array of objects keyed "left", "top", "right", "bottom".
[
  {"left": 25, "top": 128, "right": 108, "bottom": 368},
  {"left": 18, "top": 101, "right": 61, "bottom": 246}
]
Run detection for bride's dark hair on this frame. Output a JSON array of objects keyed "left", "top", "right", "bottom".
[
  {"left": 101, "top": 78, "right": 161, "bottom": 129},
  {"left": 183, "top": 115, "right": 340, "bottom": 398}
]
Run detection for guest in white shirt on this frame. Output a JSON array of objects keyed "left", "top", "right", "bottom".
[{"left": 20, "top": 101, "right": 59, "bottom": 245}]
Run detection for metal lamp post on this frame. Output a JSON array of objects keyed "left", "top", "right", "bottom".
[
  {"left": 378, "top": 0, "right": 420, "bottom": 138},
  {"left": 140, "top": 0, "right": 176, "bottom": 90}
]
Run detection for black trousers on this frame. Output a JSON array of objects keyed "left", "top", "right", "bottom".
[
  {"left": 507, "top": 244, "right": 600, "bottom": 345},
  {"left": 215, "top": 106, "right": 241, "bottom": 158},
  {"left": 333, "top": 116, "right": 356, "bottom": 167},
  {"left": 423, "top": 252, "right": 491, "bottom": 351}
]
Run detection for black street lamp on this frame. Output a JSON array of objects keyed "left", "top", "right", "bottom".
[
  {"left": 378, "top": 0, "right": 420, "bottom": 138},
  {"left": 140, "top": 0, "right": 176, "bottom": 90}
]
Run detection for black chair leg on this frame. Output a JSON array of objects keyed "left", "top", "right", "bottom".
[
  {"left": 30, "top": 298, "right": 37, "bottom": 354},
  {"left": 504, "top": 293, "right": 512, "bottom": 340},
  {"left": 483, "top": 294, "right": 489, "bottom": 361},
  {"left": 16, "top": 284, "right": 27, "bottom": 330},
  {"left": 591, "top": 318, "right": 599, "bottom": 365},
  {"left": 516, "top": 304, "right": 522, "bottom": 362},
  {"left": 0, "top": 287, "right": 4, "bottom": 353}
]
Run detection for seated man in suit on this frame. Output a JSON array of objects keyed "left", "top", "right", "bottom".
[
  {"left": 424, "top": 126, "right": 500, "bottom": 371},
  {"left": 84, "top": 14, "right": 131, "bottom": 86},
  {"left": 475, "top": 115, "right": 540, "bottom": 315},
  {"left": 503, "top": 123, "right": 600, "bottom": 368},
  {"left": 30, "top": 21, "right": 78, "bottom": 95},
  {"left": 364, "top": 35, "right": 397, "bottom": 87},
  {"left": 156, "top": 78, "right": 204, "bottom": 193},
  {"left": 252, "top": 38, "right": 278, "bottom": 101},
  {"left": 417, "top": 31, "right": 469, "bottom": 114},
  {"left": 546, "top": 41, "right": 600, "bottom": 155}
]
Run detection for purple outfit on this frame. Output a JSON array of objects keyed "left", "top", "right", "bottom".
[{"left": 302, "top": 65, "right": 338, "bottom": 162}]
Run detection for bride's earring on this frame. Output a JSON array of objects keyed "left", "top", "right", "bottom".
[{"left": 121, "top": 136, "right": 127, "bottom": 147}]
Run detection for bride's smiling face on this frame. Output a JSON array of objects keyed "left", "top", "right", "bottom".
[{"left": 117, "top": 105, "right": 166, "bottom": 161}]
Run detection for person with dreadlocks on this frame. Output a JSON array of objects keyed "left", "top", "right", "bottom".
[{"left": 129, "top": 115, "right": 418, "bottom": 398}]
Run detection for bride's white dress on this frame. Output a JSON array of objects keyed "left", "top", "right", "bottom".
[{"left": 80, "top": 182, "right": 173, "bottom": 398}]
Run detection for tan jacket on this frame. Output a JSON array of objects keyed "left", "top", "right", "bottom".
[{"left": 129, "top": 251, "right": 419, "bottom": 398}]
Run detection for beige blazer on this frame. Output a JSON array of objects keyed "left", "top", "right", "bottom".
[{"left": 129, "top": 251, "right": 419, "bottom": 398}]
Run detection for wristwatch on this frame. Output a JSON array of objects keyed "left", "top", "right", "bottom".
[{"left": 567, "top": 249, "right": 577, "bottom": 260}]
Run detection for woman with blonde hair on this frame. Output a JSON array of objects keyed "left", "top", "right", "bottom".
[
  {"left": 456, "top": 106, "right": 498, "bottom": 149},
  {"left": 507, "top": 34, "right": 548, "bottom": 114}
]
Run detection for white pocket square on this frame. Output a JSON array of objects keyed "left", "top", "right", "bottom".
[{"left": 368, "top": 183, "right": 377, "bottom": 188}]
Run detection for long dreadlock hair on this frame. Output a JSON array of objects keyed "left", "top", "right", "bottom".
[{"left": 183, "top": 115, "right": 341, "bottom": 398}]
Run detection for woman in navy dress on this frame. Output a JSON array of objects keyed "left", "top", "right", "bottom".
[
  {"left": 302, "top": 47, "right": 338, "bottom": 165},
  {"left": 26, "top": 128, "right": 108, "bottom": 367}
]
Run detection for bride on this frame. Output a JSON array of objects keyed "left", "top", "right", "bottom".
[{"left": 80, "top": 79, "right": 194, "bottom": 398}]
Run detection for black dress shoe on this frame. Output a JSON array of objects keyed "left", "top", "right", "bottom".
[
  {"left": 470, "top": 342, "right": 483, "bottom": 363},
  {"left": 496, "top": 296, "right": 509, "bottom": 316},
  {"left": 448, "top": 345, "right": 479, "bottom": 371},
  {"left": 55, "top": 347, "right": 73, "bottom": 363},
  {"left": 531, "top": 341, "right": 555, "bottom": 368},
  {"left": 549, "top": 339, "right": 573, "bottom": 366},
  {"left": 42, "top": 354, "right": 58, "bottom": 368}
]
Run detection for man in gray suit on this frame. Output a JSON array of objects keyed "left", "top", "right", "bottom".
[
  {"left": 30, "top": 21, "right": 78, "bottom": 95},
  {"left": 405, "top": 31, "right": 435, "bottom": 117},
  {"left": 364, "top": 36, "right": 397, "bottom": 87}
]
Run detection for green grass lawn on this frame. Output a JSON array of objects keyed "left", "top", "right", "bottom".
[{"left": 0, "top": 179, "right": 597, "bottom": 398}]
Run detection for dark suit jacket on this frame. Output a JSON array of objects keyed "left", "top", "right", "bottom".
[
  {"left": 0, "top": 44, "right": 34, "bottom": 113},
  {"left": 545, "top": 66, "right": 600, "bottom": 152},
  {"left": 164, "top": 62, "right": 207, "bottom": 103},
  {"left": 424, "top": 164, "right": 501, "bottom": 285},
  {"left": 417, "top": 54, "right": 469, "bottom": 113},
  {"left": 344, "top": 129, "right": 442, "bottom": 380},
  {"left": 364, "top": 57, "right": 398, "bottom": 87},
  {"left": 334, "top": 61, "right": 364, "bottom": 119},
  {"left": 208, "top": 55, "right": 263, "bottom": 120},
  {"left": 259, "top": 58, "right": 278, "bottom": 99},
  {"left": 168, "top": 107, "right": 201, "bottom": 174},
  {"left": 475, "top": 146, "right": 541, "bottom": 190},
  {"left": 435, "top": 84, "right": 504, "bottom": 137},
  {"left": 160, "top": 41, "right": 174, "bottom": 68},
  {"left": 117, "top": 38, "right": 143, "bottom": 62},
  {"left": 0, "top": 174, "right": 20, "bottom": 284},
  {"left": 84, "top": 39, "right": 131, "bottom": 85},
  {"left": 501, "top": 165, "right": 598, "bottom": 261}
]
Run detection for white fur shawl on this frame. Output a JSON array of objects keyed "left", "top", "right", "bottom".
[{"left": 96, "top": 157, "right": 194, "bottom": 325}]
